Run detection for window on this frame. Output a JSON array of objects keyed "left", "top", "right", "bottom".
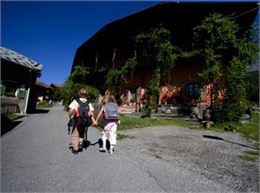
[
  {"left": 186, "top": 82, "right": 200, "bottom": 99},
  {"left": 3, "top": 80, "right": 18, "bottom": 97},
  {"left": 194, "top": 83, "right": 200, "bottom": 98}
]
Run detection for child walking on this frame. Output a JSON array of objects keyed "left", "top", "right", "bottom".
[
  {"left": 94, "top": 94, "right": 119, "bottom": 154},
  {"left": 68, "top": 88, "right": 95, "bottom": 154}
]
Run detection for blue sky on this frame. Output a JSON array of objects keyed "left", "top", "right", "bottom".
[
  {"left": 1, "top": 1, "right": 259, "bottom": 85},
  {"left": 1, "top": 1, "right": 158, "bottom": 85}
]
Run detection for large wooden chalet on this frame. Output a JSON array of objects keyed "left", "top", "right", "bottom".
[{"left": 71, "top": 2, "right": 258, "bottom": 108}]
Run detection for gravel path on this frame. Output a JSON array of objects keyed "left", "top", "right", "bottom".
[
  {"left": 1, "top": 105, "right": 258, "bottom": 192},
  {"left": 119, "top": 125, "right": 259, "bottom": 192}
]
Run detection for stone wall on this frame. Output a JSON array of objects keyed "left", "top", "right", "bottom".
[{"left": 1, "top": 96, "right": 20, "bottom": 114}]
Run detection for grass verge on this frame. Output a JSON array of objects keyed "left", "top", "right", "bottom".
[
  {"left": 213, "top": 113, "right": 259, "bottom": 142},
  {"left": 118, "top": 116, "right": 190, "bottom": 130},
  {"left": 3, "top": 113, "right": 21, "bottom": 120},
  {"left": 236, "top": 113, "right": 259, "bottom": 141},
  {"left": 239, "top": 149, "right": 259, "bottom": 162},
  {"left": 36, "top": 101, "right": 53, "bottom": 109},
  {"left": 118, "top": 113, "right": 259, "bottom": 143}
]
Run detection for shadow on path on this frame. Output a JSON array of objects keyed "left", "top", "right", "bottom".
[
  {"left": 82, "top": 139, "right": 103, "bottom": 148},
  {"left": 80, "top": 139, "right": 110, "bottom": 151},
  {"left": 31, "top": 109, "right": 50, "bottom": 114},
  {"left": 1, "top": 115, "right": 22, "bottom": 136},
  {"left": 203, "top": 135, "right": 258, "bottom": 150},
  {"left": 1, "top": 108, "right": 49, "bottom": 136}
]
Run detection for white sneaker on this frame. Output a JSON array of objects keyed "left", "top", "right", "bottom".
[
  {"left": 109, "top": 148, "right": 114, "bottom": 154},
  {"left": 99, "top": 146, "right": 106, "bottom": 152}
]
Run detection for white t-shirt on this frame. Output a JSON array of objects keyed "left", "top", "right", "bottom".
[{"left": 69, "top": 98, "right": 94, "bottom": 111}]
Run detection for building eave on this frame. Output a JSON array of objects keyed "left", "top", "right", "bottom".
[{"left": 0, "top": 46, "right": 43, "bottom": 71}]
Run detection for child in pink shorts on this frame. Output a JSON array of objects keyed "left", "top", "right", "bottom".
[{"left": 94, "top": 94, "right": 119, "bottom": 154}]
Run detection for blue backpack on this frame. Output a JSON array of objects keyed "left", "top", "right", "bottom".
[
  {"left": 76, "top": 99, "right": 92, "bottom": 127},
  {"left": 104, "top": 102, "right": 119, "bottom": 120}
]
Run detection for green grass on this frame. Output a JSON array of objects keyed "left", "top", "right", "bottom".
[
  {"left": 117, "top": 114, "right": 259, "bottom": 163},
  {"left": 118, "top": 113, "right": 259, "bottom": 143},
  {"left": 213, "top": 113, "right": 259, "bottom": 142},
  {"left": 239, "top": 151, "right": 259, "bottom": 162},
  {"left": 118, "top": 116, "right": 190, "bottom": 130},
  {"left": 36, "top": 101, "right": 53, "bottom": 109},
  {"left": 93, "top": 113, "right": 258, "bottom": 143},
  {"left": 3, "top": 113, "right": 21, "bottom": 120},
  {"left": 244, "top": 150, "right": 259, "bottom": 156},
  {"left": 236, "top": 113, "right": 259, "bottom": 141}
]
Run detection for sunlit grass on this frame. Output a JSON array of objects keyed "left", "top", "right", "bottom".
[
  {"left": 213, "top": 113, "right": 259, "bottom": 142},
  {"left": 118, "top": 116, "right": 190, "bottom": 130},
  {"left": 236, "top": 113, "right": 259, "bottom": 141},
  {"left": 36, "top": 101, "right": 53, "bottom": 109},
  {"left": 239, "top": 150, "right": 259, "bottom": 162},
  {"left": 118, "top": 113, "right": 259, "bottom": 143},
  {"left": 3, "top": 113, "right": 21, "bottom": 120}
]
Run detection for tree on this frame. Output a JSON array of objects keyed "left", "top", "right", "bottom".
[
  {"left": 105, "top": 56, "right": 137, "bottom": 103},
  {"left": 62, "top": 65, "right": 100, "bottom": 109},
  {"left": 50, "top": 87, "right": 63, "bottom": 101},
  {"left": 135, "top": 25, "right": 179, "bottom": 116},
  {"left": 222, "top": 57, "right": 246, "bottom": 121},
  {"left": 245, "top": 72, "right": 259, "bottom": 103},
  {"left": 135, "top": 24, "right": 178, "bottom": 86},
  {"left": 222, "top": 25, "right": 259, "bottom": 121},
  {"left": 193, "top": 13, "right": 258, "bottom": 122},
  {"left": 69, "top": 65, "right": 89, "bottom": 83}
]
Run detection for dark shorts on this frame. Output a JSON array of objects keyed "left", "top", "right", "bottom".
[{"left": 75, "top": 117, "right": 91, "bottom": 138}]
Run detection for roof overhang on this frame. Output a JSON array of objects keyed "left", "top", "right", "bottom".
[{"left": 0, "top": 46, "right": 43, "bottom": 71}]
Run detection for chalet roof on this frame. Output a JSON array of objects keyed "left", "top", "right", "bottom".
[
  {"left": 49, "top": 83, "right": 63, "bottom": 88},
  {"left": 0, "top": 46, "right": 43, "bottom": 71},
  {"left": 36, "top": 79, "right": 50, "bottom": 88},
  {"left": 78, "top": 2, "right": 258, "bottom": 51}
]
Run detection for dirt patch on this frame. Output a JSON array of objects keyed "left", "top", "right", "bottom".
[{"left": 119, "top": 126, "right": 259, "bottom": 192}]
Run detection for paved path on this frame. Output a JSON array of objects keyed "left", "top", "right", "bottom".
[{"left": 1, "top": 105, "right": 231, "bottom": 192}]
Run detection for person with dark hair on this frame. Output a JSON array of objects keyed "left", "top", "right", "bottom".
[
  {"left": 94, "top": 94, "right": 119, "bottom": 154},
  {"left": 68, "top": 88, "right": 95, "bottom": 154}
]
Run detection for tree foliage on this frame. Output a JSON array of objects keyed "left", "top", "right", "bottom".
[
  {"left": 245, "top": 72, "right": 259, "bottom": 103},
  {"left": 222, "top": 57, "right": 247, "bottom": 121},
  {"left": 147, "top": 67, "right": 161, "bottom": 97},
  {"left": 135, "top": 25, "right": 179, "bottom": 116},
  {"left": 193, "top": 13, "right": 238, "bottom": 86},
  {"left": 193, "top": 13, "right": 258, "bottom": 122},
  {"left": 105, "top": 56, "right": 137, "bottom": 102},
  {"left": 50, "top": 88, "right": 63, "bottom": 101},
  {"left": 62, "top": 65, "right": 100, "bottom": 109},
  {"left": 105, "top": 57, "right": 137, "bottom": 87},
  {"left": 69, "top": 65, "right": 89, "bottom": 83},
  {"left": 135, "top": 24, "right": 178, "bottom": 86}
]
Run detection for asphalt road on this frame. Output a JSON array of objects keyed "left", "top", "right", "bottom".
[{"left": 1, "top": 105, "right": 231, "bottom": 192}]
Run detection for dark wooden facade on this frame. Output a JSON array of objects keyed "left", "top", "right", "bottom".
[
  {"left": 1, "top": 47, "right": 42, "bottom": 113},
  {"left": 72, "top": 2, "right": 258, "bottom": 102}
]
